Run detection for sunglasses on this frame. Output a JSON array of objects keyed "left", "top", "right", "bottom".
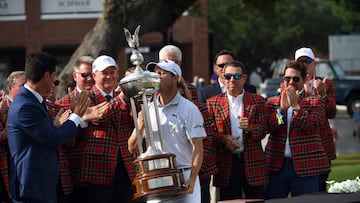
[
  {"left": 224, "top": 73, "right": 243, "bottom": 80},
  {"left": 53, "top": 80, "right": 60, "bottom": 86},
  {"left": 216, "top": 63, "right": 227, "bottom": 68},
  {"left": 283, "top": 76, "right": 300, "bottom": 83},
  {"left": 75, "top": 72, "right": 92, "bottom": 78},
  {"left": 301, "top": 58, "right": 313, "bottom": 65}
]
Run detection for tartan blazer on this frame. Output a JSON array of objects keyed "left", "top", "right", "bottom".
[
  {"left": 265, "top": 92, "right": 330, "bottom": 177},
  {"left": 207, "top": 91, "right": 268, "bottom": 187},
  {"left": 308, "top": 78, "right": 337, "bottom": 161},
  {"left": 54, "top": 90, "right": 84, "bottom": 194},
  {"left": 194, "top": 101, "right": 218, "bottom": 179},
  {"left": 81, "top": 86, "right": 135, "bottom": 185},
  {"left": 0, "top": 97, "right": 11, "bottom": 196}
]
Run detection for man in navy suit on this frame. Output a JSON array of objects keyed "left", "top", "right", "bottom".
[
  {"left": 198, "top": 50, "right": 257, "bottom": 103},
  {"left": 7, "top": 52, "right": 91, "bottom": 202}
]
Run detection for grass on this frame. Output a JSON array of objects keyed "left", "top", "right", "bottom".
[{"left": 328, "top": 153, "right": 360, "bottom": 182}]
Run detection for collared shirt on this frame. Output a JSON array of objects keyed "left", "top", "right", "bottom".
[
  {"left": 227, "top": 90, "right": 244, "bottom": 153},
  {"left": 218, "top": 78, "right": 226, "bottom": 93},
  {"left": 96, "top": 85, "right": 114, "bottom": 98},
  {"left": 145, "top": 92, "right": 207, "bottom": 168},
  {"left": 6, "top": 94, "right": 13, "bottom": 103},
  {"left": 24, "top": 84, "right": 82, "bottom": 127}
]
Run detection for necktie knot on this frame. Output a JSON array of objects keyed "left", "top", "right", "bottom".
[{"left": 105, "top": 95, "right": 112, "bottom": 102}]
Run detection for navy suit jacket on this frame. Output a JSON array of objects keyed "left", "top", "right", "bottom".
[
  {"left": 198, "top": 82, "right": 257, "bottom": 103},
  {"left": 7, "top": 87, "right": 79, "bottom": 201}
]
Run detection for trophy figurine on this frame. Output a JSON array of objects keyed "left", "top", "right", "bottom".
[{"left": 119, "top": 25, "right": 185, "bottom": 201}]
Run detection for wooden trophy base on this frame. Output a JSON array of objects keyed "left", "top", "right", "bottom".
[{"left": 132, "top": 152, "right": 186, "bottom": 201}]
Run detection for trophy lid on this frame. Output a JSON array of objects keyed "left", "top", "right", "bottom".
[{"left": 119, "top": 66, "right": 160, "bottom": 98}]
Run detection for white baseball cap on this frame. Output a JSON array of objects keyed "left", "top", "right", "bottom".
[
  {"left": 92, "top": 55, "right": 118, "bottom": 72},
  {"left": 154, "top": 60, "right": 182, "bottom": 81},
  {"left": 295, "top": 47, "right": 315, "bottom": 60},
  {"left": 355, "top": 103, "right": 360, "bottom": 108}
]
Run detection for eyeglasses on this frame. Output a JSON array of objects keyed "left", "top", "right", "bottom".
[
  {"left": 224, "top": 73, "right": 243, "bottom": 80},
  {"left": 216, "top": 63, "right": 227, "bottom": 68},
  {"left": 283, "top": 76, "right": 300, "bottom": 83},
  {"left": 53, "top": 80, "right": 60, "bottom": 86},
  {"left": 301, "top": 58, "right": 313, "bottom": 65},
  {"left": 75, "top": 72, "right": 92, "bottom": 78}
]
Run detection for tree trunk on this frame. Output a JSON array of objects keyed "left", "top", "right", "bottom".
[{"left": 58, "top": 0, "right": 196, "bottom": 96}]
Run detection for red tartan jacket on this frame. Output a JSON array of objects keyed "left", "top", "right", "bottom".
[
  {"left": 0, "top": 97, "right": 11, "bottom": 196},
  {"left": 207, "top": 92, "right": 268, "bottom": 187},
  {"left": 194, "top": 101, "right": 218, "bottom": 179},
  {"left": 265, "top": 92, "right": 330, "bottom": 177},
  {"left": 54, "top": 90, "right": 85, "bottom": 194},
  {"left": 80, "top": 86, "right": 136, "bottom": 185},
  {"left": 307, "top": 78, "right": 337, "bottom": 161}
]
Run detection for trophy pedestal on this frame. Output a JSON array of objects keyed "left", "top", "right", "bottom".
[{"left": 132, "top": 152, "right": 186, "bottom": 201}]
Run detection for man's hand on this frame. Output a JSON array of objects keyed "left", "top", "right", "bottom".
[
  {"left": 82, "top": 101, "right": 108, "bottom": 121},
  {"left": 223, "top": 134, "right": 240, "bottom": 152},
  {"left": 71, "top": 91, "right": 89, "bottom": 117},
  {"left": 53, "top": 108, "right": 71, "bottom": 127}
]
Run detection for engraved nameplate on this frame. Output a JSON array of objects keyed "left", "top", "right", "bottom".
[
  {"left": 147, "top": 176, "right": 174, "bottom": 189},
  {"left": 145, "top": 158, "right": 170, "bottom": 171}
]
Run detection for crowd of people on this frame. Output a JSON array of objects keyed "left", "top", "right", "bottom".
[{"left": 0, "top": 45, "right": 337, "bottom": 203}]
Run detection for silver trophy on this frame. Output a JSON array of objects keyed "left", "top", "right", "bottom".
[{"left": 119, "top": 25, "right": 185, "bottom": 201}]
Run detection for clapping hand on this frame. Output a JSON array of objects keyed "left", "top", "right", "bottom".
[
  {"left": 53, "top": 108, "right": 71, "bottom": 127},
  {"left": 71, "top": 91, "right": 89, "bottom": 117},
  {"left": 82, "top": 101, "right": 108, "bottom": 122}
]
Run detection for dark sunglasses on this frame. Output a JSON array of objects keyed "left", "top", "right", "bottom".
[
  {"left": 216, "top": 63, "right": 227, "bottom": 68},
  {"left": 301, "top": 58, "right": 313, "bottom": 65},
  {"left": 75, "top": 72, "right": 92, "bottom": 78},
  {"left": 283, "top": 76, "right": 300, "bottom": 83},
  {"left": 224, "top": 73, "right": 243, "bottom": 80},
  {"left": 53, "top": 80, "right": 60, "bottom": 86}
]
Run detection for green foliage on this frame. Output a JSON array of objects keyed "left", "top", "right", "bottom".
[
  {"left": 329, "top": 153, "right": 360, "bottom": 182},
  {"left": 208, "top": 0, "right": 360, "bottom": 71}
]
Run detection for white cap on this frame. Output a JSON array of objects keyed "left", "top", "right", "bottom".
[
  {"left": 155, "top": 60, "right": 182, "bottom": 81},
  {"left": 355, "top": 103, "right": 360, "bottom": 108},
  {"left": 92, "top": 55, "right": 118, "bottom": 72},
  {"left": 295, "top": 47, "right": 315, "bottom": 60},
  {"left": 198, "top": 77, "right": 205, "bottom": 83}
]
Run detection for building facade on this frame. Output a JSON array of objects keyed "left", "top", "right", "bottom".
[{"left": 0, "top": 0, "right": 209, "bottom": 90}]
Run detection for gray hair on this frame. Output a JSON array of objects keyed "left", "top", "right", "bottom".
[
  {"left": 74, "top": 56, "right": 94, "bottom": 72},
  {"left": 7, "top": 71, "right": 25, "bottom": 86},
  {"left": 159, "top": 45, "right": 182, "bottom": 61}
]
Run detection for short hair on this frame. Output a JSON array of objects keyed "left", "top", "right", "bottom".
[
  {"left": 214, "top": 49, "right": 236, "bottom": 64},
  {"left": 74, "top": 56, "right": 94, "bottom": 72},
  {"left": 25, "top": 52, "right": 58, "bottom": 83},
  {"left": 283, "top": 60, "right": 307, "bottom": 80},
  {"left": 223, "top": 60, "right": 247, "bottom": 74},
  {"left": 159, "top": 45, "right": 182, "bottom": 61},
  {"left": 7, "top": 71, "right": 25, "bottom": 86}
]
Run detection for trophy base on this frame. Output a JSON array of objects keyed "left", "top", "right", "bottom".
[{"left": 132, "top": 152, "right": 186, "bottom": 201}]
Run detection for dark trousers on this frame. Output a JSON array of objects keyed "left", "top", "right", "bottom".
[
  {"left": 0, "top": 172, "right": 9, "bottom": 202},
  {"left": 87, "top": 162, "right": 133, "bottom": 203},
  {"left": 265, "top": 161, "right": 319, "bottom": 199},
  {"left": 200, "top": 177, "right": 211, "bottom": 203},
  {"left": 319, "top": 172, "right": 330, "bottom": 192},
  {"left": 219, "top": 153, "right": 264, "bottom": 200}
]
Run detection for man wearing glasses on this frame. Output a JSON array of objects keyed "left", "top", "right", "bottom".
[
  {"left": 265, "top": 60, "right": 330, "bottom": 199},
  {"left": 54, "top": 55, "right": 95, "bottom": 202},
  {"left": 198, "top": 50, "right": 257, "bottom": 104},
  {"left": 295, "top": 47, "right": 337, "bottom": 192},
  {"left": 207, "top": 61, "right": 267, "bottom": 200}
]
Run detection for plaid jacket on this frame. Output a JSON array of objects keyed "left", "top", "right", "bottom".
[
  {"left": 80, "top": 86, "right": 135, "bottom": 185},
  {"left": 54, "top": 90, "right": 85, "bottom": 194},
  {"left": 0, "top": 97, "right": 11, "bottom": 197},
  {"left": 207, "top": 92, "right": 268, "bottom": 187},
  {"left": 307, "top": 78, "right": 337, "bottom": 161},
  {"left": 194, "top": 101, "right": 218, "bottom": 179},
  {"left": 265, "top": 92, "right": 330, "bottom": 177}
]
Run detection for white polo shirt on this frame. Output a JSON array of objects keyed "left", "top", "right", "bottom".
[{"left": 146, "top": 92, "right": 207, "bottom": 169}]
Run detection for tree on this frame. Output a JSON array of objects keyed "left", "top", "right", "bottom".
[
  {"left": 58, "top": 0, "right": 196, "bottom": 96},
  {"left": 208, "top": 0, "right": 360, "bottom": 76}
]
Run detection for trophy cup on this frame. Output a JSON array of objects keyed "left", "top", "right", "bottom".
[{"left": 119, "top": 25, "right": 185, "bottom": 201}]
